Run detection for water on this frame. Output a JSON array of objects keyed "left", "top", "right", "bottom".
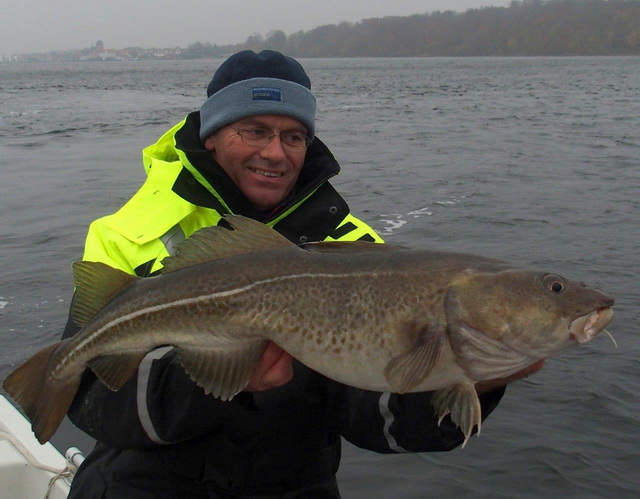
[{"left": 1, "top": 57, "right": 639, "bottom": 497}]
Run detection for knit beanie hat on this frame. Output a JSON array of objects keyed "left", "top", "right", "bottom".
[{"left": 199, "top": 50, "right": 316, "bottom": 142}]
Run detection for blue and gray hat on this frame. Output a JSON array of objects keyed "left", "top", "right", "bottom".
[{"left": 199, "top": 50, "right": 316, "bottom": 142}]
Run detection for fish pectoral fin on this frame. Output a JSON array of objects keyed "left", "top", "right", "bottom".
[
  {"left": 87, "top": 351, "right": 149, "bottom": 391},
  {"left": 175, "top": 339, "right": 269, "bottom": 401},
  {"left": 72, "top": 261, "right": 140, "bottom": 326},
  {"left": 431, "top": 382, "right": 481, "bottom": 449},
  {"left": 383, "top": 326, "right": 446, "bottom": 393}
]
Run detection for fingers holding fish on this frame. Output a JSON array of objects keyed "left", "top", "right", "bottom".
[{"left": 244, "top": 342, "right": 294, "bottom": 392}]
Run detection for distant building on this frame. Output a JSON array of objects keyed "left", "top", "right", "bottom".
[{"left": 77, "top": 41, "right": 132, "bottom": 61}]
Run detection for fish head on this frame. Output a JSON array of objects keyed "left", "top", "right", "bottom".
[{"left": 445, "top": 269, "right": 615, "bottom": 359}]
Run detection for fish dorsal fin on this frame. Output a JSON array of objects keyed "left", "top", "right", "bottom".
[
  {"left": 302, "top": 241, "right": 403, "bottom": 253},
  {"left": 161, "top": 215, "right": 296, "bottom": 273},
  {"left": 71, "top": 261, "right": 139, "bottom": 327}
]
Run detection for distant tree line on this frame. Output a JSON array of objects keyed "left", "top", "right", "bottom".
[{"left": 182, "top": 0, "right": 640, "bottom": 58}]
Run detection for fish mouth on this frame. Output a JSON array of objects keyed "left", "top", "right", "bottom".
[{"left": 569, "top": 307, "right": 614, "bottom": 344}]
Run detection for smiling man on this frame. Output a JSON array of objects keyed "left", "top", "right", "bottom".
[
  {"left": 63, "top": 50, "right": 538, "bottom": 498},
  {"left": 203, "top": 115, "right": 309, "bottom": 213}
]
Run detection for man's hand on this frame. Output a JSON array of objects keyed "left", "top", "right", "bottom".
[
  {"left": 243, "top": 342, "right": 294, "bottom": 392},
  {"left": 475, "top": 359, "right": 545, "bottom": 395}
]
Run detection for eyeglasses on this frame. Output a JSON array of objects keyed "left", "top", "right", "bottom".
[{"left": 230, "top": 127, "right": 311, "bottom": 152}]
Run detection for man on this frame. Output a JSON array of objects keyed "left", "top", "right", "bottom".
[{"left": 64, "top": 50, "right": 541, "bottom": 498}]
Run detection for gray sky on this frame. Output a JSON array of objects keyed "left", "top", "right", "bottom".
[{"left": 1, "top": 0, "right": 511, "bottom": 55}]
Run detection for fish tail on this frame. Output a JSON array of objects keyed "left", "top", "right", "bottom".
[{"left": 3, "top": 341, "right": 79, "bottom": 444}]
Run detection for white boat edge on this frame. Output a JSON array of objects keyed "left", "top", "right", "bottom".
[{"left": 0, "top": 395, "right": 83, "bottom": 498}]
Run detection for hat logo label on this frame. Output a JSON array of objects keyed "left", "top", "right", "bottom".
[{"left": 252, "top": 87, "right": 282, "bottom": 101}]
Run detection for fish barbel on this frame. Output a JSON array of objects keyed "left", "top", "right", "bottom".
[{"left": 3, "top": 215, "right": 614, "bottom": 445}]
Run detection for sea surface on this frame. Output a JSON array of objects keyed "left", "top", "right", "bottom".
[{"left": 1, "top": 57, "right": 638, "bottom": 497}]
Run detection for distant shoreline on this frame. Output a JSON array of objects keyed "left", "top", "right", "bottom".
[
  {"left": 3, "top": 54, "right": 640, "bottom": 64},
  {"left": 5, "top": 1, "right": 640, "bottom": 61}
]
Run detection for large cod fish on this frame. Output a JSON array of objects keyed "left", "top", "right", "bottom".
[{"left": 3, "top": 215, "right": 614, "bottom": 446}]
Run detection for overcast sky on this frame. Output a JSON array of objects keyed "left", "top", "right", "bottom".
[{"left": 1, "top": 0, "right": 511, "bottom": 55}]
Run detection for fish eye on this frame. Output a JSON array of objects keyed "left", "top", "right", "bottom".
[
  {"left": 543, "top": 274, "right": 565, "bottom": 293},
  {"left": 550, "top": 282, "right": 564, "bottom": 293}
]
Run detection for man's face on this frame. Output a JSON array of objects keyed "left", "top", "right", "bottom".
[{"left": 204, "top": 115, "right": 308, "bottom": 212}]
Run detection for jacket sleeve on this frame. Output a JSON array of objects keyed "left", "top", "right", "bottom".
[{"left": 330, "top": 382, "right": 505, "bottom": 453}]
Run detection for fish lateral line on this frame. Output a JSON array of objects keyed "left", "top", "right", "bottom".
[{"left": 67, "top": 269, "right": 401, "bottom": 366}]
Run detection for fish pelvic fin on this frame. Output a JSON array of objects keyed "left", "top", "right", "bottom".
[
  {"left": 2, "top": 341, "right": 80, "bottom": 444},
  {"left": 72, "top": 261, "right": 139, "bottom": 327},
  {"left": 431, "top": 382, "right": 481, "bottom": 449},
  {"left": 383, "top": 324, "right": 446, "bottom": 393},
  {"left": 175, "top": 338, "right": 269, "bottom": 401},
  {"left": 161, "top": 215, "right": 297, "bottom": 273}
]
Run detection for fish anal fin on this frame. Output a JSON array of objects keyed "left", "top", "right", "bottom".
[
  {"left": 3, "top": 341, "right": 81, "bottom": 444},
  {"left": 175, "top": 339, "right": 269, "bottom": 400},
  {"left": 383, "top": 323, "right": 446, "bottom": 393},
  {"left": 87, "top": 352, "right": 148, "bottom": 391},
  {"left": 161, "top": 215, "right": 297, "bottom": 273},
  {"left": 72, "top": 261, "right": 139, "bottom": 327},
  {"left": 431, "top": 382, "right": 481, "bottom": 449}
]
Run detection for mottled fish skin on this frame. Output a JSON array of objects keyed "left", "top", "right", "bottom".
[{"left": 3, "top": 215, "right": 614, "bottom": 446}]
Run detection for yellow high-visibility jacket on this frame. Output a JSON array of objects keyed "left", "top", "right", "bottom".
[{"left": 83, "top": 112, "right": 383, "bottom": 277}]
